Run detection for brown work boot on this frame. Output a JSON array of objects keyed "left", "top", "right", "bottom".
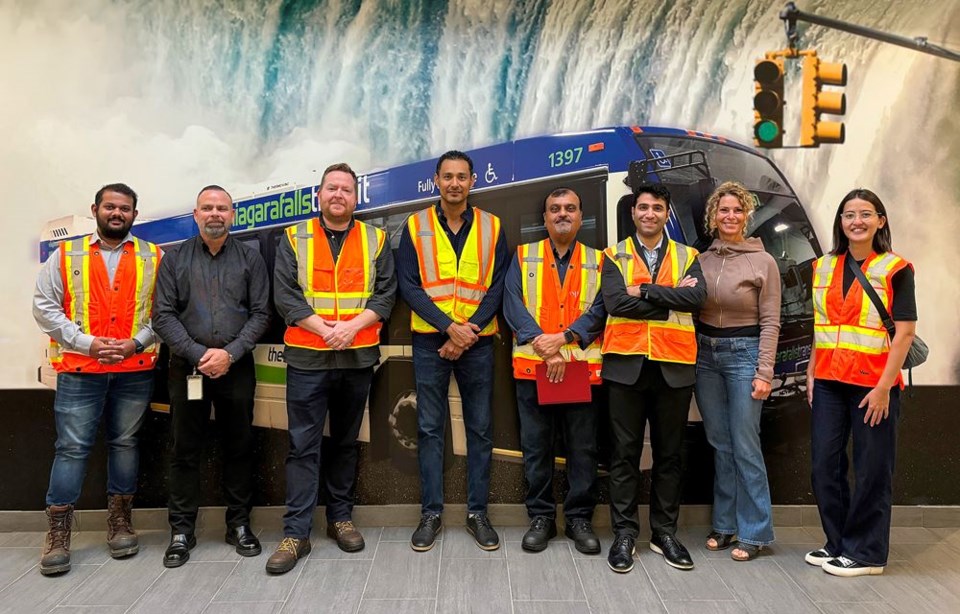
[
  {"left": 106, "top": 494, "right": 139, "bottom": 558},
  {"left": 326, "top": 520, "right": 365, "bottom": 552},
  {"left": 265, "top": 537, "right": 311, "bottom": 575},
  {"left": 40, "top": 504, "right": 73, "bottom": 576}
]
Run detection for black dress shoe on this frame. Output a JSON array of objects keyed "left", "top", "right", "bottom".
[
  {"left": 522, "top": 516, "right": 557, "bottom": 552},
  {"left": 411, "top": 514, "right": 442, "bottom": 552},
  {"left": 163, "top": 533, "right": 196, "bottom": 568},
  {"left": 607, "top": 534, "right": 636, "bottom": 573},
  {"left": 565, "top": 518, "right": 600, "bottom": 555},
  {"left": 226, "top": 526, "right": 262, "bottom": 557},
  {"left": 466, "top": 513, "right": 500, "bottom": 551},
  {"left": 649, "top": 532, "right": 694, "bottom": 570}
]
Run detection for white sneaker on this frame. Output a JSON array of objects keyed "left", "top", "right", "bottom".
[
  {"left": 804, "top": 548, "right": 832, "bottom": 566},
  {"left": 822, "top": 555, "right": 884, "bottom": 577}
]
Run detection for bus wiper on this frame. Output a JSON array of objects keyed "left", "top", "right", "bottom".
[{"left": 627, "top": 151, "right": 711, "bottom": 188}]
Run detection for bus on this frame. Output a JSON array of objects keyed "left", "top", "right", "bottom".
[{"left": 39, "top": 125, "right": 821, "bottom": 471}]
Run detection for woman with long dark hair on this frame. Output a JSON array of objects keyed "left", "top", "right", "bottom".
[
  {"left": 695, "top": 181, "right": 780, "bottom": 561},
  {"left": 805, "top": 188, "right": 917, "bottom": 577}
]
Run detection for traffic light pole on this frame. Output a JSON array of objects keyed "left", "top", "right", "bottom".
[{"left": 781, "top": 2, "right": 960, "bottom": 63}]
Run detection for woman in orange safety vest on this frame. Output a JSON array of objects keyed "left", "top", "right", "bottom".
[{"left": 805, "top": 189, "right": 917, "bottom": 578}]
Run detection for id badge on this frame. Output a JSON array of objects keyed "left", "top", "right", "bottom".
[{"left": 186, "top": 374, "right": 203, "bottom": 400}]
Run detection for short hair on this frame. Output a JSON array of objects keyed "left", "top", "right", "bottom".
[
  {"left": 435, "top": 150, "right": 474, "bottom": 175},
  {"left": 196, "top": 184, "right": 232, "bottom": 203},
  {"left": 95, "top": 183, "right": 138, "bottom": 209},
  {"left": 542, "top": 187, "right": 582, "bottom": 214},
  {"left": 633, "top": 183, "right": 671, "bottom": 208},
  {"left": 321, "top": 163, "right": 358, "bottom": 186},
  {"left": 703, "top": 181, "right": 756, "bottom": 237},
  {"left": 830, "top": 188, "right": 893, "bottom": 255}
]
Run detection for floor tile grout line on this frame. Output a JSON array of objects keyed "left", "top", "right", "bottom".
[
  {"left": 566, "top": 540, "right": 590, "bottom": 611},
  {"left": 354, "top": 529, "right": 382, "bottom": 614},
  {"left": 505, "top": 536, "right": 515, "bottom": 614},
  {"left": 433, "top": 525, "right": 442, "bottom": 614},
  {"left": 770, "top": 550, "right": 829, "bottom": 609},
  {"left": 122, "top": 564, "right": 170, "bottom": 614},
  {"left": 703, "top": 557, "right": 748, "bottom": 611},
  {"left": 200, "top": 557, "right": 243, "bottom": 613},
  {"left": 636, "top": 543, "right": 670, "bottom": 612}
]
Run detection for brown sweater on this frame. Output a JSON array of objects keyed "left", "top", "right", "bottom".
[{"left": 697, "top": 237, "right": 781, "bottom": 383}]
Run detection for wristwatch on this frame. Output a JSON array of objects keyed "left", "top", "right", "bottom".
[
  {"left": 133, "top": 339, "right": 145, "bottom": 354},
  {"left": 227, "top": 351, "right": 236, "bottom": 364},
  {"left": 563, "top": 329, "right": 575, "bottom": 344},
  {"left": 639, "top": 283, "right": 651, "bottom": 300}
]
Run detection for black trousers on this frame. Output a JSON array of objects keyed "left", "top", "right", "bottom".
[
  {"left": 167, "top": 354, "right": 256, "bottom": 534},
  {"left": 282, "top": 365, "right": 372, "bottom": 539},
  {"left": 607, "top": 361, "right": 693, "bottom": 538}
]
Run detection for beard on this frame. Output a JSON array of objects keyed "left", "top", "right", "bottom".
[
  {"left": 98, "top": 219, "right": 131, "bottom": 240},
  {"left": 203, "top": 223, "right": 227, "bottom": 239}
]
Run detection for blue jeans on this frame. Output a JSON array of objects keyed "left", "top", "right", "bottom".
[
  {"left": 694, "top": 335, "right": 774, "bottom": 546},
  {"left": 46, "top": 371, "right": 154, "bottom": 506},
  {"left": 516, "top": 380, "right": 598, "bottom": 520},
  {"left": 811, "top": 379, "right": 899, "bottom": 567},
  {"left": 413, "top": 338, "right": 493, "bottom": 515},
  {"left": 283, "top": 365, "right": 372, "bottom": 539}
]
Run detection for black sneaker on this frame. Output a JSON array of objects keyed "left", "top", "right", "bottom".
[
  {"left": 522, "top": 516, "right": 557, "bottom": 552},
  {"left": 804, "top": 548, "right": 833, "bottom": 567},
  {"left": 649, "top": 532, "right": 694, "bottom": 570},
  {"left": 466, "top": 513, "right": 500, "bottom": 551},
  {"left": 822, "top": 555, "right": 884, "bottom": 577},
  {"left": 565, "top": 518, "right": 600, "bottom": 554},
  {"left": 411, "top": 514, "right": 442, "bottom": 552},
  {"left": 607, "top": 534, "right": 636, "bottom": 573}
]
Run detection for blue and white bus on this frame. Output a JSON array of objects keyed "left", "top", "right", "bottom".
[{"left": 39, "top": 125, "right": 821, "bottom": 467}]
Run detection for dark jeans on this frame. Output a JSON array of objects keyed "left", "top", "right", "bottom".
[
  {"left": 47, "top": 371, "right": 153, "bottom": 506},
  {"left": 516, "top": 379, "right": 598, "bottom": 521},
  {"left": 607, "top": 361, "right": 693, "bottom": 538},
  {"left": 167, "top": 355, "right": 255, "bottom": 534},
  {"left": 811, "top": 378, "right": 900, "bottom": 566},
  {"left": 413, "top": 339, "right": 493, "bottom": 515},
  {"left": 283, "top": 365, "right": 372, "bottom": 539}
]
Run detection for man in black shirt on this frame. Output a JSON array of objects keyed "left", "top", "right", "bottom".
[
  {"left": 267, "top": 163, "right": 396, "bottom": 574},
  {"left": 153, "top": 185, "right": 271, "bottom": 567}
]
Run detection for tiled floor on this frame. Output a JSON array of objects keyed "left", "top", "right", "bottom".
[{"left": 2, "top": 524, "right": 960, "bottom": 614}]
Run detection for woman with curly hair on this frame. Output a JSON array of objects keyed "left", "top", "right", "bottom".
[{"left": 695, "top": 181, "right": 780, "bottom": 561}]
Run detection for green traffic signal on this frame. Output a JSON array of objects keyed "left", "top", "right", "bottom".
[{"left": 755, "top": 120, "right": 781, "bottom": 143}]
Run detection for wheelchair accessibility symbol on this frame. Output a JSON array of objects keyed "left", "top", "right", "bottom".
[{"left": 485, "top": 163, "right": 498, "bottom": 184}]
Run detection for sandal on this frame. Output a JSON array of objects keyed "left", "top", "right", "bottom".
[
  {"left": 731, "top": 542, "right": 763, "bottom": 561},
  {"left": 705, "top": 531, "right": 735, "bottom": 551}
]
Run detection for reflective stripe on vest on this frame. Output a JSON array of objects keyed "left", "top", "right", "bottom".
[
  {"left": 812, "top": 252, "right": 909, "bottom": 387},
  {"left": 283, "top": 218, "right": 385, "bottom": 351},
  {"left": 600, "top": 238, "right": 698, "bottom": 364},
  {"left": 50, "top": 235, "right": 161, "bottom": 373},
  {"left": 511, "top": 240, "right": 604, "bottom": 383},
  {"left": 408, "top": 206, "right": 500, "bottom": 335}
]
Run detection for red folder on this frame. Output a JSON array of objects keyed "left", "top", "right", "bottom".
[{"left": 535, "top": 360, "right": 592, "bottom": 405}]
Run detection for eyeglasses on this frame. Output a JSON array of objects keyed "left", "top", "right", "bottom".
[{"left": 841, "top": 211, "right": 880, "bottom": 222}]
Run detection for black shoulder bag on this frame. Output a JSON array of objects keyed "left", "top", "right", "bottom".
[{"left": 845, "top": 254, "right": 928, "bottom": 385}]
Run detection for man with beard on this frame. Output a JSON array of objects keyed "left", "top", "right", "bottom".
[
  {"left": 153, "top": 185, "right": 271, "bottom": 567},
  {"left": 503, "top": 187, "right": 606, "bottom": 554},
  {"left": 267, "top": 163, "right": 396, "bottom": 574},
  {"left": 398, "top": 150, "right": 509, "bottom": 552},
  {"left": 33, "top": 183, "right": 162, "bottom": 576}
]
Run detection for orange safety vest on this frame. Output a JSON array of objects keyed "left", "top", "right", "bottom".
[
  {"left": 812, "top": 251, "right": 910, "bottom": 388},
  {"left": 283, "top": 218, "right": 386, "bottom": 351},
  {"left": 408, "top": 206, "right": 500, "bottom": 335},
  {"left": 601, "top": 237, "right": 698, "bottom": 364},
  {"left": 50, "top": 235, "right": 161, "bottom": 374},
  {"left": 512, "top": 240, "right": 604, "bottom": 383}
]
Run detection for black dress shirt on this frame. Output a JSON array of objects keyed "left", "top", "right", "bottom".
[
  {"left": 153, "top": 235, "right": 271, "bottom": 365},
  {"left": 273, "top": 217, "right": 397, "bottom": 370}
]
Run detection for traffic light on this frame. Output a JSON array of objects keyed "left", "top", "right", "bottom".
[
  {"left": 753, "top": 58, "right": 785, "bottom": 148},
  {"left": 800, "top": 54, "right": 847, "bottom": 146}
]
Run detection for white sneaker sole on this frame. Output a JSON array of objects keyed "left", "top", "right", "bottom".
[
  {"left": 805, "top": 551, "right": 831, "bottom": 566},
  {"left": 822, "top": 561, "right": 884, "bottom": 577}
]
